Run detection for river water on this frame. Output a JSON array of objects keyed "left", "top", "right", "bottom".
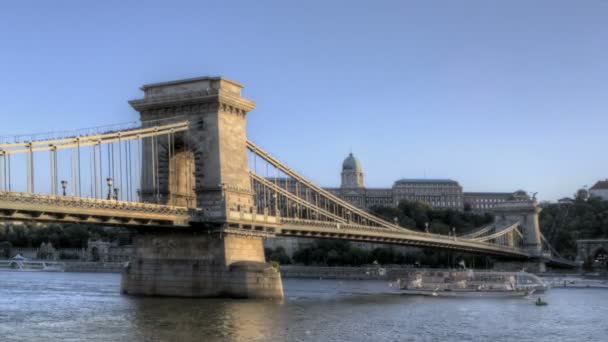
[{"left": 0, "top": 271, "right": 606, "bottom": 342}]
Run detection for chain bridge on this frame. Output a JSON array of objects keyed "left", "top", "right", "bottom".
[{"left": 0, "top": 76, "right": 574, "bottom": 298}]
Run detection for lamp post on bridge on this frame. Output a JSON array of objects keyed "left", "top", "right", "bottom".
[
  {"left": 272, "top": 193, "right": 278, "bottom": 217},
  {"left": 61, "top": 180, "right": 68, "bottom": 196},
  {"left": 106, "top": 178, "right": 113, "bottom": 200}
]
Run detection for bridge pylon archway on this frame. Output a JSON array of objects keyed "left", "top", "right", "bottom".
[
  {"left": 493, "top": 200, "right": 543, "bottom": 256},
  {"left": 123, "top": 76, "right": 283, "bottom": 299},
  {"left": 130, "top": 76, "right": 256, "bottom": 215}
]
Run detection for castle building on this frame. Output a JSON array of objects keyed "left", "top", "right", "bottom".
[
  {"left": 325, "top": 152, "right": 527, "bottom": 212},
  {"left": 341, "top": 153, "right": 365, "bottom": 188}
]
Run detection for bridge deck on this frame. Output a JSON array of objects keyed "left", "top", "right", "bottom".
[
  {"left": 0, "top": 191, "right": 576, "bottom": 268},
  {"left": 0, "top": 192, "right": 190, "bottom": 227}
]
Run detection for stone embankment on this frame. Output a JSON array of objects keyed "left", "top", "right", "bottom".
[
  {"left": 63, "top": 261, "right": 124, "bottom": 273},
  {"left": 279, "top": 265, "right": 413, "bottom": 280},
  {"left": 540, "top": 275, "right": 608, "bottom": 289}
]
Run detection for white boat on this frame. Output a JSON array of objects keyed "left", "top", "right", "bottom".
[
  {"left": 0, "top": 256, "right": 65, "bottom": 272},
  {"left": 397, "top": 269, "right": 545, "bottom": 298},
  {"left": 400, "top": 288, "right": 533, "bottom": 298}
]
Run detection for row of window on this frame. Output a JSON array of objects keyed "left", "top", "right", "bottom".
[
  {"left": 472, "top": 203, "right": 497, "bottom": 210},
  {"left": 467, "top": 198, "right": 507, "bottom": 203},
  {"left": 395, "top": 190, "right": 462, "bottom": 196}
]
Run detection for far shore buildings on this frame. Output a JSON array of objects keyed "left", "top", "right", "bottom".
[
  {"left": 590, "top": 180, "right": 608, "bottom": 201},
  {"left": 324, "top": 153, "right": 529, "bottom": 212}
]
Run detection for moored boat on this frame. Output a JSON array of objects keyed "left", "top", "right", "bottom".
[
  {"left": 400, "top": 288, "right": 533, "bottom": 298},
  {"left": 397, "top": 269, "right": 545, "bottom": 298},
  {"left": 0, "top": 256, "right": 65, "bottom": 272}
]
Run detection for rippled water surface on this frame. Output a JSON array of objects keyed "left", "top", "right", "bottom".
[{"left": 1, "top": 271, "right": 607, "bottom": 342}]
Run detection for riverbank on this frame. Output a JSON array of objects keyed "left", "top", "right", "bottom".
[
  {"left": 539, "top": 275, "right": 608, "bottom": 289},
  {"left": 63, "top": 261, "right": 124, "bottom": 273},
  {"left": 0, "top": 259, "right": 124, "bottom": 273},
  {"left": 4, "top": 261, "right": 607, "bottom": 289}
]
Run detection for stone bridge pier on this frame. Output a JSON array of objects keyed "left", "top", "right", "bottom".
[
  {"left": 493, "top": 200, "right": 546, "bottom": 273},
  {"left": 121, "top": 76, "right": 283, "bottom": 299}
]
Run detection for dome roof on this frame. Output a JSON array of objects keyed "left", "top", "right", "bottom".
[{"left": 342, "top": 153, "right": 362, "bottom": 172}]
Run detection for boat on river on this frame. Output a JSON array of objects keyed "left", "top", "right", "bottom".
[
  {"left": 397, "top": 270, "right": 546, "bottom": 298},
  {"left": 0, "top": 255, "right": 65, "bottom": 272}
]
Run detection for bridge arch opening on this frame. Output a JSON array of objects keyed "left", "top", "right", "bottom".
[
  {"left": 593, "top": 248, "right": 607, "bottom": 263},
  {"left": 91, "top": 247, "right": 100, "bottom": 262},
  {"left": 168, "top": 146, "right": 196, "bottom": 208}
]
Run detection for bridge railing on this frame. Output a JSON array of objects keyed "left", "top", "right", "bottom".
[{"left": 0, "top": 191, "right": 189, "bottom": 215}]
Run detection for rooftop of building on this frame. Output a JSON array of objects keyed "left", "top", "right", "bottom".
[
  {"left": 394, "top": 179, "right": 460, "bottom": 186},
  {"left": 590, "top": 180, "right": 608, "bottom": 190},
  {"left": 342, "top": 153, "right": 362, "bottom": 172},
  {"left": 463, "top": 192, "right": 514, "bottom": 196}
]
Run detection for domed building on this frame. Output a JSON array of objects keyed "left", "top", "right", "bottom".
[
  {"left": 326, "top": 152, "right": 393, "bottom": 209},
  {"left": 324, "top": 151, "right": 528, "bottom": 212},
  {"left": 341, "top": 153, "right": 364, "bottom": 188}
]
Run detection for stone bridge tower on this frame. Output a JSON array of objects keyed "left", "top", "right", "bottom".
[
  {"left": 493, "top": 200, "right": 543, "bottom": 256},
  {"left": 123, "top": 77, "right": 282, "bottom": 299},
  {"left": 129, "top": 76, "right": 255, "bottom": 216},
  {"left": 493, "top": 200, "right": 546, "bottom": 272}
]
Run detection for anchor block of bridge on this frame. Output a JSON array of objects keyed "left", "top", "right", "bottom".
[{"left": 122, "top": 76, "right": 283, "bottom": 299}]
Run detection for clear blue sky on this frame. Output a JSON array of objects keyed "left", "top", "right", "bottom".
[{"left": 0, "top": 0, "right": 606, "bottom": 201}]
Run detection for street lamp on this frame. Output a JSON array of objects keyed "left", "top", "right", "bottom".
[
  {"left": 61, "top": 180, "right": 68, "bottom": 196},
  {"left": 106, "top": 178, "right": 113, "bottom": 200}
]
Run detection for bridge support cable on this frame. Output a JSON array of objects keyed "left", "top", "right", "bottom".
[
  {"left": 107, "top": 142, "right": 113, "bottom": 199},
  {"left": 118, "top": 136, "right": 123, "bottom": 201},
  {"left": 0, "top": 121, "right": 188, "bottom": 154},
  {"left": 49, "top": 146, "right": 58, "bottom": 195},
  {"left": 153, "top": 134, "right": 160, "bottom": 202},
  {"left": 98, "top": 143, "right": 104, "bottom": 200},
  {"left": 26, "top": 142, "right": 34, "bottom": 193},
  {"left": 77, "top": 137, "right": 81, "bottom": 197},
  {"left": 183, "top": 130, "right": 192, "bottom": 207},
  {"left": 0, "top": 152, "right": 4, "bottom": 192},
  {"left": 458, "top": 223, "right": 497, "bottom": 239},
  {"left": 135, "top": 136, "right": 141, "bottom": 201},
  {"left": 126, "top": 139, "right": 132, "bottom": 202},
  {"left": 0, "top": 120, "right": 187, "bottom": 202},
  {"left": 93, "top": 143, "right": 99, "bottom": 199},
  {"left": 6, "top": 153, "right": 10, "bottom": 192},
  {"left": 73, "top": 145, "right": 81, "bottom": 197},
  {"left": 246, "top": 141, "right": 409, "bottom": 232},
  {"left": 88, "top": 145, "right": 94, "bottom": 198},
  {"left": 540, "top": 234, "right": 566, "bottom": 260},
  {"left": 167, "top": 132, "right": 173, "bottom": 203},
  {"left": 251, "top": 172, "right": 352, "bottom": 224},
  {"left": 470, "top": 222, "right": 524, "bottom": 249}
]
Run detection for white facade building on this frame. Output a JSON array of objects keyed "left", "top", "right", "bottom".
[{"left": 590, "top": 180, "right": 608, "bottom": 200}]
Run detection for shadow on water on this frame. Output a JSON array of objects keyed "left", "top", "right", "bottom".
[{"left": 128, "top": 297, "right": 286, "bottom": 342}]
